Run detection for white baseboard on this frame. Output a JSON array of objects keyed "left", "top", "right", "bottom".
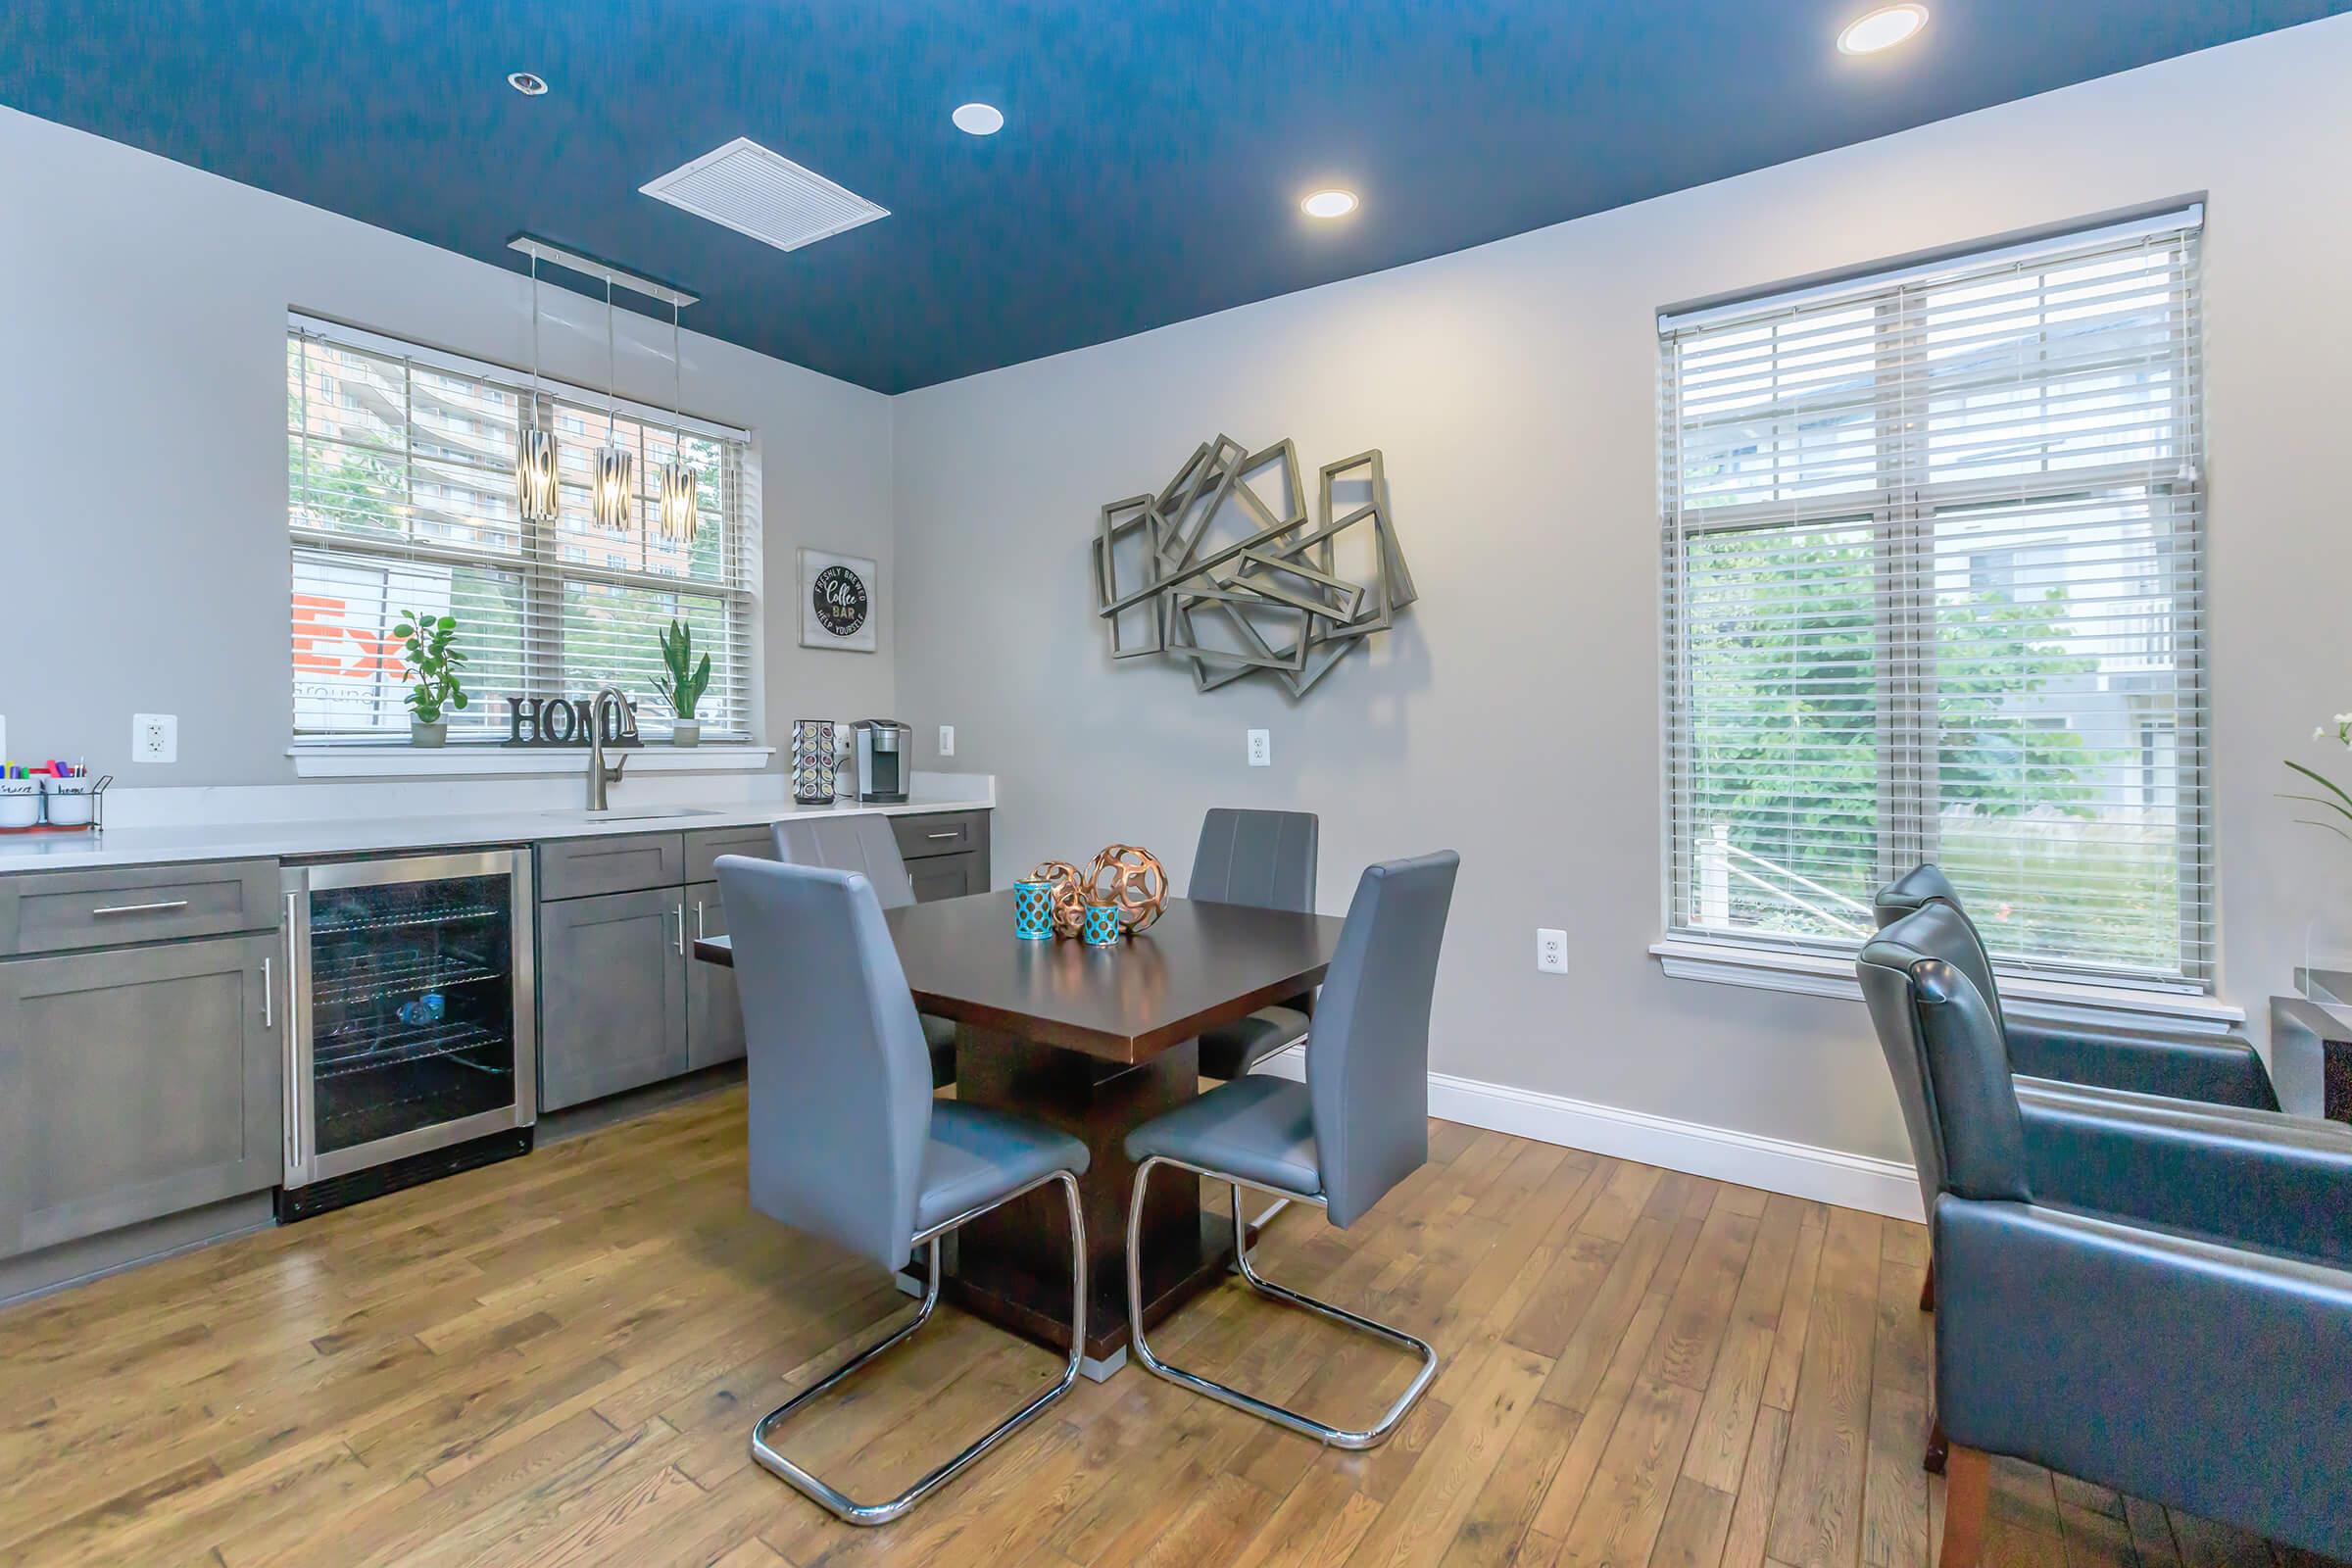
[{"left": 1253, "top": 1046, "right": 1924, "bottom": 1223}]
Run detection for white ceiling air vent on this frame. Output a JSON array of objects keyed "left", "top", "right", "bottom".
[{"left": 639, "top": 137, "right": 889, "bottom": 253}]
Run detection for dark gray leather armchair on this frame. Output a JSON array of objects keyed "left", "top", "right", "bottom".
[
  {"left": 1188, "top": 808, "right": 1319, "bottom": 1081},
  {"left": 1873, "top": 864, "right": 2276, "bottom": 1109},
  {"left": 717, "top": 857, "right": 1088, "bottom": 1526},
  {"left": 1858, "top": 907, "right": 2352, "bottom": 1565},
  {"left": 772, "top": 814, "right": 957, "bottom": 1089},
  {"left": 1125, "top": 851, "right": 1458, "bottom": 1448}
]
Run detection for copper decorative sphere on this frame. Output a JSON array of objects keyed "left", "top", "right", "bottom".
[
  {"left": 1029, "top": 859, "right": 1090, "bottom": 939},
  {"left": 1086, "top": 844, "right": 1168, "bottom": 934}
]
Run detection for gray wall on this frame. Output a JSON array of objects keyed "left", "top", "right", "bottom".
[
  {"left": 889, "top": 20, "right": 2352, "bottom": 1164},
  {"left": 0, "top": 106, "right": 897, "bottom": 785}
]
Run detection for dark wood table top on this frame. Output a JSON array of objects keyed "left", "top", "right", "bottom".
[{"left": 694, "top": 891, "right": 1343, "bottom": 1065}]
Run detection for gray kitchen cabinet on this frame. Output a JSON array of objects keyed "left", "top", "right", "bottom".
[
  {"left": 909, "top": 851, "right": 987, "bottom": 904},
  {"left": 537, "top": 833, "right": 687, "bottom": 903},
  {"left": 537, "top": 887, "right": 688, "bottom": 1111},
  {"left": 0, "top": 933, "right": 281, "bottom": 1259},
  {"left": 0, "top": 858, "right": 278, "bottom": 956},
  {"left": 683, "top": 881, "right": 743, "bottom": 1069}
]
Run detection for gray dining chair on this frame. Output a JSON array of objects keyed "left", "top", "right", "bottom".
[
  {"left": 772, "top": 815, "right": 957, "bottom": 1089},
  {"left": 715, "top": 856, "right": 1089, "bottom": 1526},
  {"left": 1123, "top": 850, "right": 1459, "bottom": 1448},
  {"left": 1188, "top": 808, "right": 1320, "bottom": 1082}
]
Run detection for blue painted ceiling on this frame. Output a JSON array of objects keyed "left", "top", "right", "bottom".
[{"left": 3, "top": 2, "right": 2341, "bottom": 392}]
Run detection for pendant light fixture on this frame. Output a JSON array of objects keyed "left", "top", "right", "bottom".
[
  {"left": 657, "top": 298, "right": 699, "bottom": 544},
  {"left": 514, "top": 252, "right": 561, "bottom": 525},
  {"left": 592, "top": 276, "right": 634, "bottom": 532}
]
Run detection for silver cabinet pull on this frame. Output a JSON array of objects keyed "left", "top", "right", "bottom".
[
  {"left": 264, "top": 957, "right": 273, "bottom": 1028},
  {"left": 695, "top": 901, "right": 708, "bottom": 941},
  {"left": 90, "top": 898, "right": 189, "bottom": 916},
  {"left": 673, "top": 903, "right": 686, "bottom": 956},
  {"left": 925, "top": 831, "right": 959, "bottom": 841}
]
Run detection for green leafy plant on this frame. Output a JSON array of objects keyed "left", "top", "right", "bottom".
[
  {"left": 2283, "top": 713, "right": 2352, "bottom": 845},
  {"left": 656, "top": 618, "right": 711, "bottom": 721},
  {"left": 393, "top": 610, "right": 468, "bottom": 726}
]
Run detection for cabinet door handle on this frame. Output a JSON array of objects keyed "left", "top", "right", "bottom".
[
  {"left": 925, "top": 831, "right": 959, "bottom": 841},
  {"left": 90, "top": 899, "right": 189, "bottom": 917},
  {"left": 695, "top": 901, "right": 708, "bottom": 941},
  {"left": 673, "top": 903, "right": 686, "bottom": 956},
  {"left": 264, "top": 957, "right": 273, "bottom": 1029}
]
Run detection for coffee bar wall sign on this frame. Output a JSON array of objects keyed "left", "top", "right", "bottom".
[
  {"left": 503, "top": 694, "right": 643, "bottom": 748},
  {"left": 800, "top": 548, "right": 878, "bottom": 654}
]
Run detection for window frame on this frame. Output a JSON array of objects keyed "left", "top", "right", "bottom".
[
  {"left": 286, "top": 313, "right": 756, "bottom": 747},
  {"left": 1656, "top": 212, "right": 2210, "bottom": 994}
]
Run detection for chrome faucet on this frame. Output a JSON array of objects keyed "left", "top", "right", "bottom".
[{"left": 586, "top": 687, "right": 633, "bottom": 811}]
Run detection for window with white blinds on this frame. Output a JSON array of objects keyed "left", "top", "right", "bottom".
[
  {"left": 287, "top": 316, "right": 754, "bottom": 743},
  {"left": 1658, "top": 208, "right": 2208, "bottom": 990}
]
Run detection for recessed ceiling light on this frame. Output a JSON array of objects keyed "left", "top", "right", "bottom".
[
  {"left": 1301, "top": 189, "right": 1358, "bottom": 219},
  {"left": 1837, "top": 5, "right": 1928, "bottom": 54},
  {"left": 953, "top": 102, "right": 1004, "bottom": 136},
  {"left": 508, "top": 71, "right": 550, "bottom": 96}
]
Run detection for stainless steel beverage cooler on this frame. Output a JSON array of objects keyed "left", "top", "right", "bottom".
[{"left": 278, "top": 849, "right": 537, "bottom": 1219}]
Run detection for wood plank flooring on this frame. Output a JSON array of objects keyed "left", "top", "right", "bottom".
[{"left": 0, "top": 1088, "right": 2318, "bottom": 1567}]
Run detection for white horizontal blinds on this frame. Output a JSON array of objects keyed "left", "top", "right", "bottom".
[
  {"left": 1660, "top": 211, "right": 2208, "bottom": 988},
  {"left": 288, "top": 324, "right": 752, "bottom": 741}
]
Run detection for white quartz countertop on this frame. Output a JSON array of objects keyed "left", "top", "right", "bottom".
[{"left": 0, "top": 776, "right": 994, "bottom": 874}]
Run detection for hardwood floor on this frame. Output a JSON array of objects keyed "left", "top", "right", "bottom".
[{"left": 0, "top": 1088, "right": 2313, "bottom": 1567}]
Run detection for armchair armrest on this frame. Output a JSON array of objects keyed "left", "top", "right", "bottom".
[
  {"left": 1936, "top": 1198, "right": 2352, "bottom": 1560},
  {"left": 2019, "top": 1090, "right": 2352, "bottom": 1267},
  {"left": 2004, "top": 1019, "right": 2278, "bottom": 1109}
]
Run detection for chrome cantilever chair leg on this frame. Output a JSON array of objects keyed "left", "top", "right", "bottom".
[
  {"left": 750, "top": 1170, "right": 1087, "bottom": 1526},
  {"left": 1126, "top": 1155, "right": 1438, "bottom": 1450}
]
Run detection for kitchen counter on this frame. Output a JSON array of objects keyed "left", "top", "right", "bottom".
[{"left": 0, "top": 776, "right": 995, "bottom": 873}]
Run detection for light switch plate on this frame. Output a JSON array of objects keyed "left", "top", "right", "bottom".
[
  {"left": 938, "top": 724, "right": 956, "bottom": 758},
  {"left": 133, "top": 713, "right": 177, "bottom": 764},
  {"left": 1248, "top": 729, "right": 1270, "bottom": 767},
  {"left": 1537, "top": 928, "right": 1568, "bottom": 974}
]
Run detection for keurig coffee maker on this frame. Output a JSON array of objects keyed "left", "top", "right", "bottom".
[{"left": 853, "top": 719, "right": 909, "bottom": 804}]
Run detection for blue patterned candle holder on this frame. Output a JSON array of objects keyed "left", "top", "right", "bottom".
[
  {"left": 1082, "top": 903, "right": 1123, "bottom": 948},
  {"left": 1012, "top": 881, "right": 1054, "bottom": 940}
]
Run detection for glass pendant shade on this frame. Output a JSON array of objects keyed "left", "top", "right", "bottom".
[
  {"left": 593, "top": 446, "right": 634, "bottom": 531},
  {"left": 658, "top": 460, "right": 698, "bottom": 543},
  {"left": 515, "top": 425, "right": 560, "bottom": 523}
]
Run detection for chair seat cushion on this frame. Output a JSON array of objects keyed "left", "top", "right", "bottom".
[
  {"left": 1125, "top": 1076, "right": 1321, "bottom": 1198},
  {"left": 914, "top": 1102, "right": 1089, "bottom": 1235},
  {"left": 921, "top": 1012, "right": 957, "bottom": 1088},
  {"left": 1197, "top": 1005, "right": 1309, "bottom": 1081}
]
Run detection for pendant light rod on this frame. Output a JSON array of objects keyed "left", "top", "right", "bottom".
[{"left": 507, "top": 235, "right": 698, "bottom": 308}]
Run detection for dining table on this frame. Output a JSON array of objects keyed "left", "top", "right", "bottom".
[{"left": 693, "top": 888, "right": 1344, "bottom": 1376}]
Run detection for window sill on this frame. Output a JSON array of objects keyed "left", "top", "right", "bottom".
[
  {"left": 289, "top": 744, "right": 774, "bottom": 779},
  {"left": 1648, "top": 937, "right": 2245, "bottom": 1036}
]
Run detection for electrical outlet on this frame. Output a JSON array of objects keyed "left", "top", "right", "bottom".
[
  {"left": 133, "top": 713, "right": 177, "bottom": 764},
  {"left": 1536, "top": 928, "right": 1568, "bottom": 974},
  {"left": 1248, "top": 728, "right": 1271, "bottom": 767},
  {"left": 938, "top": 724, "right": 956, "bottom": 758}
]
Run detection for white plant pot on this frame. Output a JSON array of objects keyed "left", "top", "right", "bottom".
[
  {"left": 671, "top": 720, "right": 702, "bottom": 748},
  {"left": 411, "top": 720, "right": 448, "bottom": 748}
]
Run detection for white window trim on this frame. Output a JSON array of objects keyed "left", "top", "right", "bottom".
[
  {"left": 1648, "top": 938, "right": 2243, "bottom": 1034},
  {"left": 288, "top": 743, "right": 774, "bottom": 778}
]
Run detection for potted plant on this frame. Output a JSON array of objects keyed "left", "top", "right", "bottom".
[
  {"left": 657, "top": 618, "right": 711, "bottom": 747},
  {"left": 394, "top": 610, "right": 468, "bottom": 746}
]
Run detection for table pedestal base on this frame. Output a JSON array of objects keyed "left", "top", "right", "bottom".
[{"left": 942, "top": 1028, "right": 1240, "bottom": 1371}]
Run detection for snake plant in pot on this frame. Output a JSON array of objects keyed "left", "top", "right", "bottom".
[
  {"left": 394, "top": 610, "right": 468, "bottom": 746},
  {"left": 657, "top": 618, "right": 712, "bottom": 747}
]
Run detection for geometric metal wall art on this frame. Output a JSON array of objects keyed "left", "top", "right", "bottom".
[{"left": 1093, "top": 435, "right": 1417, "bottom": 698}]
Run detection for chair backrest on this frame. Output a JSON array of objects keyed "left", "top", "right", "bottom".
[
  {"left": 1857, "top": 905, "right": 2033, "bottom": 1218},
  {"left": 1871, "top": 863, "right": 2005, "bottom": 1039},
  {"left": 1305, "top": 851, "right": 1459, "bottom": 1227},
  {"left": 1190, "top": 808, "right": 1319, "bottom": 913},
  {"left": 715, "top": 856, "right": 934, "bottom": 1274},
  {"left": 772, "top": 814, "right": 915, "bottom": 910}
]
